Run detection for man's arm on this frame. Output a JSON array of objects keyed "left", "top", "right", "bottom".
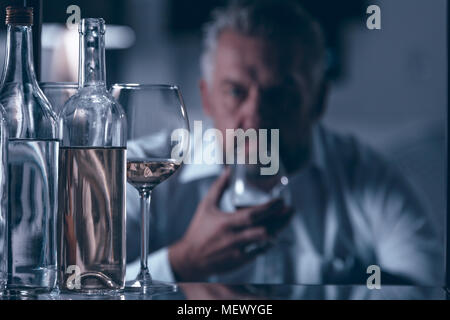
[
  {"left": 126, "top": 168, "right": 293, "bottom": 282},
  {"left": 358, "top": 151, "right": 445, "bottom": 286}
]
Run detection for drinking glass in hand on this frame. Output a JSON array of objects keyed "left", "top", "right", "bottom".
[
  {"left": 219, "top": 163, "right": 290, "bottom": 256},
  {"left": 111, "top": 84, "right": 190, "bottom": 295},
  {"left": 231, "top": 163, "right": 289, "bottom": 210}
]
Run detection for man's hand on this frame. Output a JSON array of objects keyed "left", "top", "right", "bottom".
[{"left": 169, "top": 167, "right": 293, "bottom": 281}]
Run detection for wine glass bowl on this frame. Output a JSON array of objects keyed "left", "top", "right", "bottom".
[{"left": 126, "top": 159, "right": 181, "bottom": 192}]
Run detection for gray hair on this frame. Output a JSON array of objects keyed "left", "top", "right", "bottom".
[{"left": 201, "top": 0, "right": 327, "bottom": 90}]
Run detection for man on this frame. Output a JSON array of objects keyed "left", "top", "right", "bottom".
[{"left": 126, "top": 0, "right": 444, "bottom": 285}]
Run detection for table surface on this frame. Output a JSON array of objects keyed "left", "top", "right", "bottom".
[{"left": 1, "top": 284, "right": 448, "bottom": 300}]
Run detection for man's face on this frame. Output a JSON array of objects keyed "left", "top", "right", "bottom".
[{"left": 200, "top": 30, "right": 325, "bottom": 169}]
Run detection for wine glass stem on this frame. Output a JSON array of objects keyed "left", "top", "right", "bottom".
[{"left": 139, "top": 190, "right": 152, "bottom": 282}]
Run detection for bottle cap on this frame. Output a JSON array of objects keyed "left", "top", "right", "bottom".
[{"left": 5, "top": 6, "right": 33, "bottom": 26}]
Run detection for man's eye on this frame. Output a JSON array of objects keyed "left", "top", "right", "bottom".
[
  {"left": 263, "top": 87, "right": 302, "bottom": 111},
  {"left": 229, "top": 87, "right": 246, "bottom": 99}
]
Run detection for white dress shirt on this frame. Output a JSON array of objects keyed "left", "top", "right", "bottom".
[{"left": 125, "top": 125, "right": 445, "bottom": 286}]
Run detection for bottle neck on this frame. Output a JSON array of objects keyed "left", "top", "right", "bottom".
[
  {"left": 1, "top": 25, "right": 37, "bottom": 84},
  {"left": 79, "top": 27, "right": 107, "bottom": 88}
]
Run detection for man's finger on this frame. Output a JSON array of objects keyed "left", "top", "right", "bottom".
[
  {"left": 230, "top": 240, "right": 274, "bottom": 265},
  {"left": 227, "top": 199, "right": 284, "bottom": 229},
  {"left": 205, "top": 166, "right": 231, "bottom": 205},
  {"left": 226, "top": 227, "right": 269, "bottom": 248}
]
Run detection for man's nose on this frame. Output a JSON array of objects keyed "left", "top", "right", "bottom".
[{"left": 240, "top": 86, "right": 263, "bottom": 130}]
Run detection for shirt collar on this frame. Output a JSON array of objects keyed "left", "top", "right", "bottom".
[{"left": 178, "top": 124, "right": 326, "bottom": 184}]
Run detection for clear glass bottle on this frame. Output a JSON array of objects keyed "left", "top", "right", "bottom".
[
  {"left": 0, "top": 6, "right": 59, "bottom": 294},
  {"left": 0, "top": 104, "right": 7, "bottom": 293},
  {"left": 58, "top": 18, "right": 127, "bottom": 294}
]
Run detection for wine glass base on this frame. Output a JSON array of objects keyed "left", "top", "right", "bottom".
[{"left": 125, "top": 279, "right": 177, "bottom": 296}]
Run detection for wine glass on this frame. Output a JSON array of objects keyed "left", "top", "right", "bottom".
[
  {"left": 111, "top": 84, "right": 190, "bottom": 295},
  {"left": 216, "top": 163, "right": 292, "bottom": 283},
  {"left": 228, "top": 163, "right": 290, "bottom": 254},
  {"left": 231, "top": 163, "right": 290, "bottom": 209},
  {"left": 40, "top": 82, "right": 78, "bottom": 114}
]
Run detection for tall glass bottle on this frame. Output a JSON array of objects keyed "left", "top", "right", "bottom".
[
  {"left": 58, "top": 18, "right": 127, "bottom": 294},
  {"left": 0, "top": 6, "right": 59, "bottom": 294},
  {"left": 0, "top": 105, "right": 7, "bottom": 293}
]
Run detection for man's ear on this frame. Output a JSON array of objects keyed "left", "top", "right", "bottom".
[
  {"left": 200, "top": 79, "right": 213, "bottom": 117},
  {"left": 312, "top": 80, "right": 329, "bottom": 121}
]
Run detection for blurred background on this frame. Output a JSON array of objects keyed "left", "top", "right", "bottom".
[{"left": 0, "top": 0, "right": 447, "bottom": 250}]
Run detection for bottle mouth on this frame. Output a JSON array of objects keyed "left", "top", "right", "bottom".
[
  {"left": 79, "top": 18, "right": 106, "bottom": 35},
  {"left": 5, "top": 6, "right": 33, "bottom": 26}
]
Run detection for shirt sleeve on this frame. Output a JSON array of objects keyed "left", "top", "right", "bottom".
[
  {"left": 356, "top": 147, "right": 445, "bottom": 286},
  {"left": 373, "top": 180, "right": 444, "bottom": 286},
  {"left": 126, "top": 247, "right": 176, "bottom": 282}
]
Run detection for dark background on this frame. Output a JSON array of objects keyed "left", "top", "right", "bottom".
[
  {"left": 0, "top": 0, "right": 368, "bottom": 82},
  {"left": 0, "top": 0, "right": 447, "bottom": 285}
]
